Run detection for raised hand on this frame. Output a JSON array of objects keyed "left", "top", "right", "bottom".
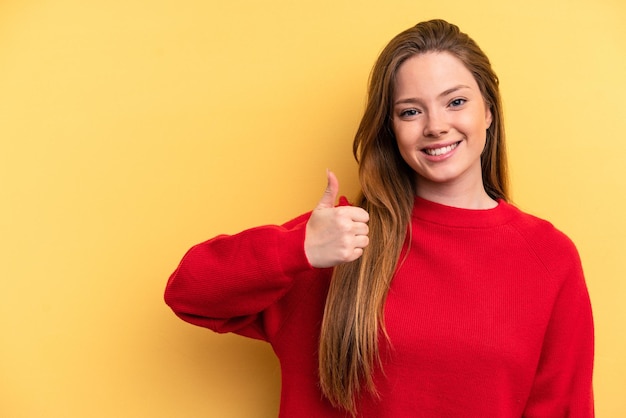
[{"left": 304, "top": 170, "right": 370, "bottom": 268}]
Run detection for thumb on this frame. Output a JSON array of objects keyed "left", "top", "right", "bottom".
[{"left": 316, "top": 169, "right": 339, "bottom": 209}]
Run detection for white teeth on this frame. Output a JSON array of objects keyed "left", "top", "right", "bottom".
[{"left": 424, "top": 142, "right": 459, "bottom": 156}]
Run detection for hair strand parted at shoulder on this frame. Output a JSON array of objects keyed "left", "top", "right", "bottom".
[{"left": 318, "top": 19, "right": 508, "bottom": 415}]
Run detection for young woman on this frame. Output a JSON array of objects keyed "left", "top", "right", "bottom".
[{"left": 165, "top": 19, "right": 594, "bottom": 417}]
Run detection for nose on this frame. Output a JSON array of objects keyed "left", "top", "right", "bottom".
[{"left": 423, "top": 109, "right": 449, "bottom": 138}]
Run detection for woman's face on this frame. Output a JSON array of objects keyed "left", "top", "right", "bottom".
[{"left": 392, "top": 52, "right": 492, "bottom": 202}]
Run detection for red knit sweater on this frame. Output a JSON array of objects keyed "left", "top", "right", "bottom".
[{"left": 165, "top": 197, "right": 594, "bottom": 417}]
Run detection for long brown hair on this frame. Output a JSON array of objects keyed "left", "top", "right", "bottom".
[{"left": 318, "top": 19, "right": 509, "bottom": 414}]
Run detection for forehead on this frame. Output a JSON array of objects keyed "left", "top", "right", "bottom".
[{"left": 394, "top": 52, "right": 479, "bottom": 97}]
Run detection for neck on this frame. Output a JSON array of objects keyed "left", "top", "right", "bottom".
[{"left": 415, "top": 178, "right": 497, "bottom": 210}]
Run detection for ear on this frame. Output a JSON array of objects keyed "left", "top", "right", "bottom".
[{"left": 485, "top": 104, "right": 493, "bottom": 129}]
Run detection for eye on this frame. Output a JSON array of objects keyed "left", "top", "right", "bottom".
[
  {"left": 449, "top": 98, "right": 467, "bottom": 108},
  {"left": 399, "top": 108, "right": 420, "bottom": 118}
]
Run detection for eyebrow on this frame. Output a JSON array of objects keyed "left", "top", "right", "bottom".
[{"left": 394, "top": 84, "right": 471, "bottom": 106}]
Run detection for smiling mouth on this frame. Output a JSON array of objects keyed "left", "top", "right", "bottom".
[{"left": 423, "top": 141, "right": 461, "bottom": 156}]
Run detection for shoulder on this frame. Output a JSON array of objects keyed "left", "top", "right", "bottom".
[
  {"left": 504, "top": 202, "right": 573, "bottom": 246},
  {"left": 503, "top": 201, "right": 583, "bottom": 276}
]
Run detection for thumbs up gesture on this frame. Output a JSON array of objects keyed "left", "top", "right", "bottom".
[{"left": 304, "top": 170, "right": 370, "bottom": 268}]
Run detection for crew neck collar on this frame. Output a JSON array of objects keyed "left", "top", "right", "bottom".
[{"left": 411, "top": 196, "right": 516, "bottom": 228}]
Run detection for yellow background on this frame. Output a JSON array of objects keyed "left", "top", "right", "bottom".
[{"left": 1, "top": 0, "right": 624, "bottom": 416}]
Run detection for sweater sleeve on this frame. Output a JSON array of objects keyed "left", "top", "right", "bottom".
[
  {"left": 164, "top": 212, "right": 321, "bottom": 342},
  {"left": 523, "top": 234, "right": 594, "bottom": 417}
]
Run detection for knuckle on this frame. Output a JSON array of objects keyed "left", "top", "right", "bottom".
[
  {"left": 335, "top": 206, "right": 349, "bottom": 216},
  {"left": 337, "top": 219, "right": 353, "bottom": 232},
  {"left": 338, "top": 247, "right": 352, "bottom": 261}
]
